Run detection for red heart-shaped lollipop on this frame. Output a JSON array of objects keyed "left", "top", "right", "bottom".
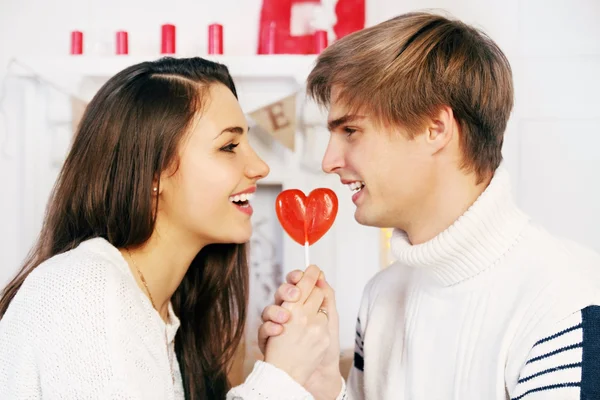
[{"left": 275, "top": 188, "right": 338, "bottom": 246}]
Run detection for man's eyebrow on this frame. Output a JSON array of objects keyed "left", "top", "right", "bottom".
[{"left": 327, "top": 115, "right": 365, "bottom": 131}]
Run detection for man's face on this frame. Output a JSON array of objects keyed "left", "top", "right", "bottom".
[{"left": 321, "top": 89, "right": 436, "bottom": 229}]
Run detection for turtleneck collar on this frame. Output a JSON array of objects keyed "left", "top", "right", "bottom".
[{"left": 390, "top": 166, "right": 530, "bottom": 287}]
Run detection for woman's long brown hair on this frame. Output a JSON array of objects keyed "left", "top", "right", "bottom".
[{"left": 0, "top": 57, "right": 248, "bottom": 399}]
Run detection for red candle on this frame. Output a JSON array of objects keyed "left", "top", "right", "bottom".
[
  {"left": 208, "top": 23, "right": 223, "bottom": 55},
  {"left": 259, "top": 21, "right": 277, "bottom": 54},
  {"left": 71, "top": 31, "right": 83, "bottom": 55},
  {"left": 161, "top": 24, "right": 176, "bottom": 54},
  {"left": 116, "top": 31, "right": 128, "bottom": 55},
  {"left": 314, "top": 30, "right": 328, "bottom": 53}
]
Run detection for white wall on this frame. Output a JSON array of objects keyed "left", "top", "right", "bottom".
[
  {"left": 515, "top": 0, "right": 600, "bottom": 250},
  {"left": 1, "top": 0, "right": 599, "bottom": 352}
]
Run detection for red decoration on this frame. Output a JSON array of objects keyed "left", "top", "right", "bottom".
[
  {"left": 70, "top": 31, "right": 83, "bottom": 55},
  {"left": 208, "top": 23, "right": 223, "bottom": 54},
  {"left": 314, "top": 30, "right": 328, "bottom": 53},
  {"left": 259, "top": 21, "right": 278, "bottom": 54},
  {"left": 275, "top": 188, "right": 338, "bottom": 246},
  {"left": 257, "top": 0, "right": 365, "bottom": 54},
  {"left": 161, "top": 24, "right": 176, "bottom": 54},
  {"left": 116, "top": 31, "right": 128, "bottom": 55},
  {"left": 333, "top": 0, "right": 366, "bottom": 39}
]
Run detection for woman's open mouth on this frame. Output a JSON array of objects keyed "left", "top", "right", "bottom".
[{"left": 229, "top": 192, "right": 254, "bottom": 215}]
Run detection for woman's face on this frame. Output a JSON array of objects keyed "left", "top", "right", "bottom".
[{"left": 158, "top": 83, "right": 270, "bottom": 246}]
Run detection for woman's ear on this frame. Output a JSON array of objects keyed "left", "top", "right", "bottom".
[{"left": 152, "top": 175, "right": 163, "bottom": 195}]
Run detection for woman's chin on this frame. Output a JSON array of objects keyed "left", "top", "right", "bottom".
[
  {"left": 200, "top": 220, "right": 253, "bottom": 246},
  {"left": 223, "top": 227, "right": 253, "bottom": 245}
]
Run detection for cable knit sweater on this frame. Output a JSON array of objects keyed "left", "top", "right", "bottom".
[
  {"left": 345, "top": 167, "right": 600, "bottom": 399},
  {"left": 0, "top": 238, "right": 313, "bottom": 399}
]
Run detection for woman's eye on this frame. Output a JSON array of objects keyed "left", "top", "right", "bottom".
[{"left": 220, "top": 143, "right": 239, "bottom": 153}]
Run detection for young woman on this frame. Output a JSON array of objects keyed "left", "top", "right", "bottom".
[{"left": 0, "top": 57, "right": 332, "bottom": 399}]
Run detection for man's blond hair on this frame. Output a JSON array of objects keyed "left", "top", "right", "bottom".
[{"left": 307, "top": 12, "right": 514, "bottom": 182}]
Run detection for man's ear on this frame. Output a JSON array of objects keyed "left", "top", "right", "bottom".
[{"left": 425, "top": 105, "right": 455, "bottom": 155}]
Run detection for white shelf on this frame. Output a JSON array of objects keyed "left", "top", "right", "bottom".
[{"left": 12, "top": 54, "right": 318, "bottom": 84}]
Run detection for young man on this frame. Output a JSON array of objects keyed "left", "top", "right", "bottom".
[{"left": 259, "top": 11, "right": 600, "bottom": 400}]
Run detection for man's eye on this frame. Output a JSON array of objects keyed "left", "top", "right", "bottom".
[{"left": 344, "top": 127, "right": 357, "bottom": 136}]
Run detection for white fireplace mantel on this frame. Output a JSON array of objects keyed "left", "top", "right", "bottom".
[{"left": 13, "top": 54, "right": 318, "bottom": 86}]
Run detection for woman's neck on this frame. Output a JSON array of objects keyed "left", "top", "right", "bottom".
[{"left": 121, "top": 226, "right": 206, "bottom": 322}]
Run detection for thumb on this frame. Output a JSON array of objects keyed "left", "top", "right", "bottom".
[{"left": 257, "top": 322, "right": 283, "bottom": 356}]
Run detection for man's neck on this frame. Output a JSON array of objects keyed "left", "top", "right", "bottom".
[
  {"left": 404, "top": 170, "right": 492, "bottom": 245},
  {"left": 122, "top": 222, "right": 206, "bottom": 322}
]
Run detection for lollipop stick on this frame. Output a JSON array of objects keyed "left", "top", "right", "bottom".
[{"left": 304, "top": 241, "right": 310, "bottom": 268}]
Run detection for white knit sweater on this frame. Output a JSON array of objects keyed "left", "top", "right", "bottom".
[
  {"left": 345, "top": 167, "right": 600, "bottom": 399},
  {"left": 0, "top": 238, "right": 313, "bottom": 399}
]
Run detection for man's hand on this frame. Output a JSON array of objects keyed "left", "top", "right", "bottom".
[{"left": 258, "top": 267, "right": 343, "bottom": 400}]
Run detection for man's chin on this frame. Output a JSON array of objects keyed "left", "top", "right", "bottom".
[
  {"left": 354, "top": 208, "right": 385, "bottom": 228},
  {"left": 353, "top": 205, "right": 366, "bottom": 223}
]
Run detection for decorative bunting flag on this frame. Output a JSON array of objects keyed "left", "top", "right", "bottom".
[{"left": 247, "top": 94, "right": 297, "bottom": 151}]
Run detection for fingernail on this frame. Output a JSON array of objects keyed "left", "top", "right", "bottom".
[{"left": 287, "top": 287, "right": 298, "bottom": 297}]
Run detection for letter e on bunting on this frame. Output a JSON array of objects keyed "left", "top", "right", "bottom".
[{"left": 249, "top": 94, "right": 296, "bottom": 151}]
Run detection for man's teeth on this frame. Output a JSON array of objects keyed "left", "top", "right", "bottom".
[
  {"left": 229, "top": 192, "right": 254, "bottom": 203},
  {"left": 346, "top": 181, "right": 365, "bottom": 193}
]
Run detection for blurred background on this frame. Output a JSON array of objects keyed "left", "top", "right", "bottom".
[{"left": 1, "top": 0, "right": 599, "bottom": 380}]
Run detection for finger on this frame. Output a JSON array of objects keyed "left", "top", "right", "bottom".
[
  {"left": 258, "top": 322, "right": 284, "bottom": 355},
  {"left": 286, "top": 269, "right": 304, "bottom": 284},
  {"left": 315, "top": 309, "right": 329, "bottom": 325},
  {"left": 316, "top": 278, "right": 337, "bottom": 323},
  {"left": 274, "top": 283, "right": 300, "bottom": 305},
  {"left": 304, "top": 285, "right": 326, "bottom": 315},
  {"left": 296, "top": 265, "right": 321, "bottom": 305},
  {"left": 261, "top": 304, "right": 291, "bottom": 324},
  {"left": 316, "top": 277, "right": 336, "bottom": 307}
]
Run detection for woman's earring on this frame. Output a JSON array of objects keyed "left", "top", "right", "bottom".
[{"left": 153, "top": 187, "right": 158, "bottom": 193}]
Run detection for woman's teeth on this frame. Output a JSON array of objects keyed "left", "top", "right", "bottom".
[
  {"left": 229, "top": 192, "right": 254, "bottom": 203},
  {"left": 347, "top": 181, "right": 365, "bottom": 194}
]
